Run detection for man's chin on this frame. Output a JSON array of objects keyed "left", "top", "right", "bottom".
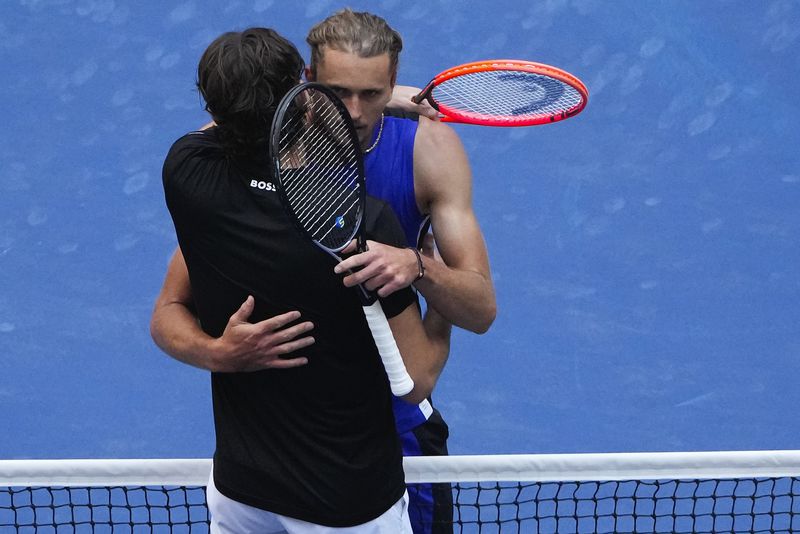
[{"left": 355, "top": 131, "right": 369, "bottom": 149}]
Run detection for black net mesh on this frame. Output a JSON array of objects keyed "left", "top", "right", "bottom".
[{"left": 3, "top": 476, "right": 799, "bottom": 533}]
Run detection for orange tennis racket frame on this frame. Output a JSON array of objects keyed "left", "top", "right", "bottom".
[{"left": 414, "top": 59, "right": 589, "bottom": 127}]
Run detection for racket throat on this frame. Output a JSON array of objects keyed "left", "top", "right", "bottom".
[
  {"left": 412, "top": 83, "right": 439, "bottom": 111},
  {"left": 352, "top": 235, "right": 377, "bottom": 305}
]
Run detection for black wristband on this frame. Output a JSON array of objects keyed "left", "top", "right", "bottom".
[{"left": 408, "top": 247, "right": 425, "bottom": 282}]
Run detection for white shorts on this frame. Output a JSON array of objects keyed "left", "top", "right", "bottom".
[{"left": 207, "top": 473, "right": 412, "bottom": 534}]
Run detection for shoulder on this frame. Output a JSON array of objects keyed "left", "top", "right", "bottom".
[
  {"left": 413, "top": 119, "right": 472, "bottom": 207},
  {"left": 164, "top": 130, "right": 222, "bottom": 175},
  {"left": 162, "top": 129, "right": 228, "bottom": 198},
  {"left": 166, "top": 129, "right": 220, "bottom": 160},
  {"left": 413, "top": 118, "right": 467, "bottom": 174},
  {"left": 415, "top": 117, "right": 462, "bottom": 148}
]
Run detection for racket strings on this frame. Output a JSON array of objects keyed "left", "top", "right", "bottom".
[
  {"left": 288, "top": 112, "right": 359, "bottom": 242},
  {"left": 281, "top": 106, "right": 355, "bottom": 212},
  {"left": 277, "top": 92, "right": 362, "bottom": 250},
  {"left": 433, "top": 70, "right": 584, "bottom": 122}
]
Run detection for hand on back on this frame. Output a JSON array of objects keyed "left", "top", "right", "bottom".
[{"left": 210, "top": 296, "right": 314, "bottom": 372}]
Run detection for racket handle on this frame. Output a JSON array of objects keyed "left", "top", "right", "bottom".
[{"left": 362, "top": 300, "right": 414, "bottom": 397}]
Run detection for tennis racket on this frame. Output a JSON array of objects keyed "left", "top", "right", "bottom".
[
  {"left": 270, "top": 82, "right": 414, "bottom": 397},
  {"left": 412, "top": 59, "right": 588, "bottom": 126}
]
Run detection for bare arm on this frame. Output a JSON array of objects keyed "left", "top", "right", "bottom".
[
  {"left": 334, "top": 234, "right": 452, "bottom": 394},
  {"left": 411, "top": 120, "right": 496, "bottom": 332},
  {"left": 387, "top": 85, "right": 438, "bottom": 120},
  {"left": 150, "top": 248, "right": 315, "bottom": 372},
  {"left": 335, "top": 119, "right": 496, "bottom": 333},
  {"left": 388, "top": 299, "right": 451, "bottom": 405}
]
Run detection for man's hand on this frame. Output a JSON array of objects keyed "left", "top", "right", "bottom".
[
  {"left": 388, "top": 85, "right": 439, "bottom": 120},
  {"left": 150, "top": 248, "right": 317, "bottom": 373},
  {"left": 333, "top": 240, "right": 421, "bottom": 297},
  {"left": 208, "top": 296, "right": 314, "bottom": 372}
]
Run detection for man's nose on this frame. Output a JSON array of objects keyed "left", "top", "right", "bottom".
[{"left": 344, "top": 97, "right": 362, "bottom": 122}]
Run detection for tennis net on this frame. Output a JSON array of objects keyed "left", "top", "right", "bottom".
[{"left": 2, "top": 451, "right": 799, "bottom": 533}]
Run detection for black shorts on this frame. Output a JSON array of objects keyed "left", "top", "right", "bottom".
[{"left": 401, "top": 408, "right": 453, "bottom": 534}]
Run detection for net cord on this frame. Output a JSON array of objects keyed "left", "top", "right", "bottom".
[{"left": 4, "top": 451, "right": 800, "bottom": 488}]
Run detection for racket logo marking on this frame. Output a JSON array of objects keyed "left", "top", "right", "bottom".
[{"left": 492, "top": 72, "right": 567, "bottom": 117}]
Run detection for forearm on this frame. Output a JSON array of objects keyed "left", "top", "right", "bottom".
[
  {"left": 412, "top": 119, "right": 497, "bottom": 333},
  {"left": 150, "top": 301, "right": 219, "bottom": 371},
  {"left": 418, "top": 307, "right": 452, "bottom": 388},
  {"left": 415, "top": 256, "right": 496, "bottom": 334},
  {"left": 337, "top": 242, "right": 496, "bottom": 333},
  {"left": 151, "top": 248, "right": 312, "bottom": 373},
  {"left": 390, "top": 306, "right": 451, "bottom": 404}
]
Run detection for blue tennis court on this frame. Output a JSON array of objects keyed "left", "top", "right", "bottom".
[{"left": 1, "top": 0, "right": 798, "bottom": 463}]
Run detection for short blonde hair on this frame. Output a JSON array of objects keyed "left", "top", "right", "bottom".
[{"left": 306, "top": 8, "right": 402, "bottom": 76}]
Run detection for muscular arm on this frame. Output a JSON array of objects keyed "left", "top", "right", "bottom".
[
  {"left": 388, "top": 300, "right": 451, "bottom": 405},
  {"left": 386, "top": 85, "right": 438, "bottom": 119},
  {"left": 335, "top": 119, "right": 496, "bottom": 333},
  {"left": 203, "top": 86, "right": 433, "bottom": 124},
  {"left": 150, "top": 248, "right": 314, "bottom": 372},
  {"left": 411, "top": 118, "right": 496, "bottom": 332},
  {"left": 152, "top": 248, "right": 447, "bottom": 398}
]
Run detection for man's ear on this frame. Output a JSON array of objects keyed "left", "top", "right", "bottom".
[
  {"left": 304, "top": 66, "right": 314, "bottom": 82},
  {"left": 390, "top": 68, "right": 397, "bottom": 88}
]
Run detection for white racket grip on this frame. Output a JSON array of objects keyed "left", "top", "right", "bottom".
[{"left": 362, "top": 300, "right": 414, "bottom": 397}]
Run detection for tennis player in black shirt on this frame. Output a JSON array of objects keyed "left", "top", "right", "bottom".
[{"left": 161, "top": 28, "right": 447, "bottom": 533}]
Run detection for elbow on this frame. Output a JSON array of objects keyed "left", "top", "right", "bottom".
[
  {"left": 470, "top": 300, "right": 497, "bottom": 335},
  {"left": 401, "top": 367, "right": 437, "bottom": 405},
  {"left": 403, "top": 355, "right": 445, "bottom": 404},
  {"left": 149, "top": 315, "right": 163, "bottom": 350},
  {"left": 402, "top": 377, "right": 435, "bottom": 405}
]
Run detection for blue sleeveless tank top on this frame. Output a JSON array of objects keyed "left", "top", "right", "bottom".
[
  {"left": 364, "top": 116, "right": 429, "bottom": 248},
  {"left": 364, "top": 116, "right": 434, "bottom": 433}
]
